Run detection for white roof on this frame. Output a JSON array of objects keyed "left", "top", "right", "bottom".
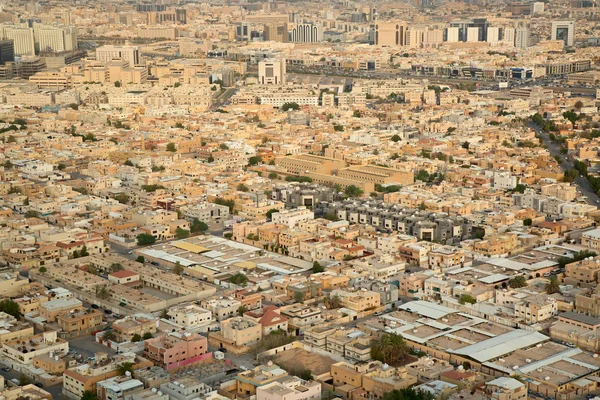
[
  {"left": 487, "top": 377, "right": 524, "bottom": 390},
  {"left": 399, "top": 301, "right": 456, "bottom": 320},
  {"left": 478, "top": 273, "right": 510, "bottom": 284},
  {"left": 449, "top": 329, "right": 548, "bottom": 362},
  {"left": 583, "top": 228, "right": 600, "bottom": 239}
]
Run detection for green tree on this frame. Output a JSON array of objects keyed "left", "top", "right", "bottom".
[
  {"left": 281, "top": 102, "right": 300, "bottom": 111},
  {"left": 237, "top": 183, "right": 249, "bottom": 192},
  {"left": 230, "top": 272, "right": 248, "bottom": 286},
  {"left": 416, "top": 170, "right": 430, "bottom": 182},
  {"left": 238, "top": 305, "right": 248, "bottom": 316},
  {"left": 294, "top": 291, "right": 305, "bottom": 303},
  {"left": 353, "top": 110, "right": 362, "bottom": 118},
  {"left": 546, "top": 277, "right": 561, "bottom": 294},
  {"left": 248, "top": 156, "right": 262, "bottom": 166},
  {"left": 114, "top": 193, "right": 130, "bottom": 204},
  {"left": 325, "top": 295, "right": 342, "bottom": 309},
  {"left": 166, "top": 142, "right": 177, "bottom": 152},
  {"left": 459, "top": 294, "right": 476, "bottom": 305},
  {"left": 102, "top": 330, "right": 117, "bottom": 342},
  {"left": 563, "top": 169, "right": 578, "bottom": 183},
  {"left": 512, "top": 184, "right": 527, "bottom": 194},
  {"left": 383, "top": 388, "right": 435, "bottom": 400},
  {"left": 137, "top": 233, "right": 156, "bottom": 246},
  {"left": 523, "top": 218, "right": 533, "bottom": 226},
  {"left": 175, "top": 227, "right": 190, "bottom": 239},
  {"left": 19, "top": 374, "right": 32, "bottom": 386},
  {"left": 391, "top": 134, "right": 401, "bottom": 142},
  {"left": 345, "top": 185, "right": 364, "bottom": 198},
  {"left": 174, "top": 122, "right": 184, "bottom": 129},
  {"left": 131, "top": 333, "right": 142, "bottom": 342},
  {"left": 371, "top": 333, "right": 409, "bottom": 364},
  {"left": 95, "top": 285, "right": 111, "bottom": 300},
  {"left": 173, "top": 261, "right": 184, "bottom": 276},
  {"left": 0, "top": 299, "right": 21, "bottom": 319},
  {"left": 219, "top": 143, "right": 229, "bottom": 150},
  {"left": 142, "top": 332, "right": 153, "bottom": 340},
  {"left": 80, "top": 246, "right": 89, "bottom": 257},
  {"left": 136, "top": 256, "right": 145, "bottom": 263},
  {"left": 266, "top": 208, "right": 279, "bottom": 220},
  {"left": 114, "top": 81, "right": 121, "bottom": 87},
  {"left": 39, "top": 266, "right": 47, "bottom": 274},
  {"left": 109, "top": 263, "right": 123, "bottom": 273},
  {"left": 509, "top": 276, "right": 528, "bottom": 288},
  {"left": 207, "top": 155, "right": 215, "bottom": 163},
  {"left": 81, "top": 391, "right": 98, "bottom": 400},
  {"left": 296, "top": 369, "right": 313, "bottom": 380},
  {"left": 312, "top": 261, "right": 324, "bottom": 273},
  {"left": 124, "top": 160, "right": 134, "bottom": 167},
  {"left": 57, "top": 163, "right": 66, "bottom": 170},
  {"left": 268, "top": 172, "right": 278, "bottom": 180},
  {"left": 116, "top": 362, "right": 134, "bottom": 376},
  {"left": 190, "top": 219, "right": 209, "bottom": 234}
]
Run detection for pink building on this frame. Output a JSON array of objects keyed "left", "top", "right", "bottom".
[{"left": 144, "top": 331, "right": 209, "bottom": 370}]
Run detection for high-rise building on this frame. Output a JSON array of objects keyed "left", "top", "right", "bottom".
[
  {"left": 446, "top": 27, "right": 460, "bottom": 43},
  {"left": 371, "top": 22, "right": 407, "bottom": 46},
  {"left": 515, "top": 27, "right": 529, "bottom": 48},
  {"left": 264, "top": 23, "right": 288, "bottom": 42},
  {"left": 0, "top": 40, "right": 14, "bottom": 64},
  {"left": 258, "top": 58, "right": 286, "bottom": 85},
  {"left": 502, "top": 28, "right": 515, "bottom": 46},
  {"left": 2, "top": 27, "right": 35, "bottom": 56},
  {"left": 96, "top": 44, "right": 141, "bottom": 65},
  {"left": 236, "top": 22, "right": 251, "bottom": 41},
  {"left": 487, "top": 27, "right": 500, "bottom": 43},
  {"left": 34, "top": 25, "right": 77, "bottom": 53},
  {"left": 531, "top": 2, "right": 545, "bottom": 14},
  {"left": 289, "top": 23, "right": 322, "bottom": 43},
  {"left": 551, "top": 21, "right": 575, "bottom": 47},
  {"left": 407, "top": 27, "right": 425, "bottom": 48},
  {"left": 466, "top": 26, "right": 480, "bottom": 42}
]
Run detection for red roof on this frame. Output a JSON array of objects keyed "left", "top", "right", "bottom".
[
  {"left": 258, "top": 306, "right": 288, "bottom": 327},
  {"left": 109, "top": 270, "right": 139, "bottom": 279}
]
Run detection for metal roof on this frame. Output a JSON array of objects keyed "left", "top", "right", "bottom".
[{"left": 449, "top": 329, "right": 548, "bottom": 362}]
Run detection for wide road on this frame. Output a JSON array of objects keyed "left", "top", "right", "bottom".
[
  {"left": 286, "top": 68, "right": 597, "bottom": 95},
  {"left": 531, "top": 122, "right": 599, "bottom": 206}
]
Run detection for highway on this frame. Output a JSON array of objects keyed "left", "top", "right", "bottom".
[{"left": 530, "top": 122, "right": 599, "bottom": 206}]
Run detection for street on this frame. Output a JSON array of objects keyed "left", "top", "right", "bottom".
[
  {"left": 0, "top": 363, "right": 67, "bottom": 399},
  {"left": 531, "top": 122, "right": 599, "bottom": 206}
]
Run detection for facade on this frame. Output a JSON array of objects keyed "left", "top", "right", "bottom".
[
  {"left": 144, "top": 332, "right": 208, "bottom": 369},
  {"left": 289, "top": 23, "right": 322, "bottom": 43},
  {"left": 551, "top": 21, "right": 575, "bottom": 46},
  {"left": 96, "top": 45, "right": 141, "bottom": 65},
  {"left": 257, "top": 377, "right": 321, "bottom": 400},
  {"left": 371, "top": 22, "right": 406, "bottom": 46},
  {"left": 258, "top": 58, "right": 286, "bottom": 85},
  {"left": 167, "top": 304, "right": 212, "bottom": 329}
]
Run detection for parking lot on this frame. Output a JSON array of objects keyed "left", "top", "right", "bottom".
[{"left": 69, "top": 335, "right": 116, "bottom": 360}]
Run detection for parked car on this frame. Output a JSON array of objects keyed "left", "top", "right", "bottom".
[
  {"left": 91, "top": 304, "right": 99, "bottom": 309},
  {"left": 1, "top": 367, "right": 10, "bottom": 372}
]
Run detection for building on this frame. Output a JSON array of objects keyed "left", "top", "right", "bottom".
[
  {"left": 2, "top": 26, "right": 35, "bottom": 56},
  {"left": 264, "top": 23, "right": 288, "bottom": 42},
  {"left": 371, "top": 22, "right": 406, "bottom": 46},
  {"left": 582, "top": 229, "right": 600, "bottom": 252},
  {"left": 97, "top": 376, "right": 144, "bottom": 400},
  {"left": 485, "top": 377, "right": 527, "bottom": 400},
  {"left": 2, "top": 331, "right": 68, "bottom": 364},
  {"left": 289, "top": 23, "right": 322, "bottom": 43},
  {"left": 144, "top": 332, "right": 208, "bottom": 369},
  {"left": 160, "top": 377, "right": 210, "bottom": 400},
  {"left": 96, "top": 45, "right": 141, "bottom": 66},
  {"left": 34, "top": 24, "right": 78, "bottom": 53},
  {"left": 0, "top": 40, "right": 14, "bottom": 64},
  {"left": 256, "top": 376, "right": 321, "bottom": 400},
  {"left": 56, "top": 308, "right": 103, "bottom": 338},
  {"left": 271, "top": 207, "right": 313, "bottom": 228},
  {"left": 167, "top": 304, "right": 212, "bottom": 329},
  {"left": 551, "top": 21, "right": 575, "bottom": 46},
  {"left": 258, "top": 58, "right": 286, "bottom": 85},
  {"left": 515, "top": 27, "right": 529, "bottom": 48},
  {"left": 235, "top": 364, "right": 288, "bottom": 398},
  {"left": 219, "top": 317, "right": 262, "bottom": 348},
  {"left": 0, "top": 312, "right": 34, "bottom": 345}
]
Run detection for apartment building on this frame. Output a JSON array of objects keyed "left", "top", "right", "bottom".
[
  {"left": 56, "top": 308, "right": 103, "bottom": 338},
  {"left": 144, "top": 332, "right": 208, "bottom": 369}
]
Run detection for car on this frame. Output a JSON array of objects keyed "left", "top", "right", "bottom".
[
  {"left": 34, "top": 382, "right": 43, "bottom": 388},
  {"left": 104, "top": 309, "right": 112, "bottom": 314},
  {"left": 218, "top": 347, "right": 227, "bottom": 353},
  {"left": 91, "top": 304, "right": 99, "bottom": 309},
  {"left": 1, "top": 367, "right": 10, "bottom": 372}
]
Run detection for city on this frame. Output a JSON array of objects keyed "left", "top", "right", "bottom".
[{"left": 0, "top": 1, "right": 599, "bottom": 400}]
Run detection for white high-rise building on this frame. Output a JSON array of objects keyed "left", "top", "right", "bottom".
[
  {"left": 34, "top": 25, "right": 77, "bottom": 53},
  {"left": 487, "top": 27, "right": 500, "bottom": 43},
  {"left": 2, "top": 26, "right": 34, "bottom": 56},
  {"left": 407, "top": 28, "right": 425, "bottom": 48},
  {"left": 289, "top": 23, "right": 322, "bottom": 43},
  {"left": 446, "top": 27, "right": 459, "bottom": 43},
  {"left": 515, "top": 27, "right": 529, "bottom": 48},
  {"left": 551, "top": 21, "right": 575, "bottom": 47},
  {"left": 502, "top": 28, "right": 515, "bottom": 46},
  {"left": 258, "top": 58, "right": 286, "bottom": 85},
  {"left": 96, "top": 44, "right": 141, "bottom": 65},
  {"left": 466, "top": 27, "right": 480, "bottom": 42},
  {"left": 531, "top": 2, "right": 545, "bottom": 14}
]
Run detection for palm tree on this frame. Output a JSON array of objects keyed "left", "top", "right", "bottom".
[
  {"left": 238, "top": 305, "right": 248, "bottom": 316},
  {"left": 102, "top": 330, "right": 117, "bottom": 343},
  {"left": 371, "top": 333, "right": 409, "bottom": 364}
]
